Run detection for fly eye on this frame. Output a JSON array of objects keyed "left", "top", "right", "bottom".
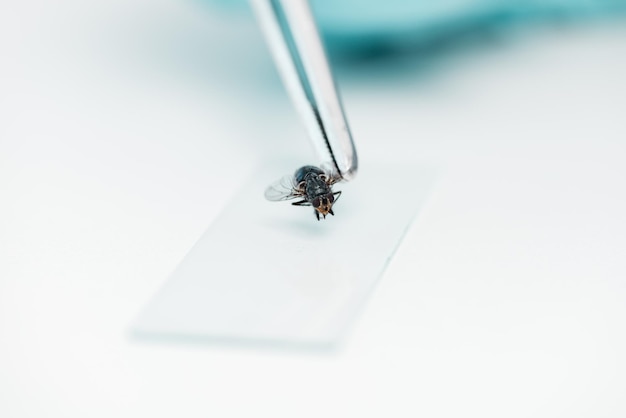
[
  {"left": 328, "top": 194, "right": 335, "bottom": 203},
  {"left": 312, "top": 197, "right": 321, "bottom": 207}
]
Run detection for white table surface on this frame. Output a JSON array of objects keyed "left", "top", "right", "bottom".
[{"left": 1, "top": 1, "right": 625, "bottom": 417}]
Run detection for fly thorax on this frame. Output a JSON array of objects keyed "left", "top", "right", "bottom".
[{"left": 305, "top": 176, "right": 328, "bottom": 197}]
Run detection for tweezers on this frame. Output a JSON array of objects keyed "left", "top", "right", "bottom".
[{"left": 251, "top": 0, "right": 358, "bottom": 181}]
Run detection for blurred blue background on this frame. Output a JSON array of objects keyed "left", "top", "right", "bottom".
[{"left": 211, "top": 0, "right": 626, "bottom": 51}]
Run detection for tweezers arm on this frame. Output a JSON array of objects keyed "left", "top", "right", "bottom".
[{"left": 251, "top": 0, "right": 358, "bottom": 180}]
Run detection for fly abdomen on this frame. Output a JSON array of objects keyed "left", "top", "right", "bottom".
[{"left": 294, "top": 165, "right": 325, "bottom": 184}]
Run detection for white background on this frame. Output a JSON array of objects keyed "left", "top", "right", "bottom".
[{"left": 1, "top": 0, "right": 625, "bottom": 416}]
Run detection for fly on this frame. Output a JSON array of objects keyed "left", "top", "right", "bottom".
[{"left": 265, "top": 164, "right": 342, "bottom": 220}]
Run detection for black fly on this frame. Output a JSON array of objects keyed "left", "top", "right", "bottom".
[{"left": 265, "top": 164, "right": 342, "bottom": 220}]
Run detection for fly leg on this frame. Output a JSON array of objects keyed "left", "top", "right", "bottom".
[{"left": 292, "top": 200, "right": 311, "bottom": 206}]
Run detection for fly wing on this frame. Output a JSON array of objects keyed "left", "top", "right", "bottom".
[
  {"left": 264, "top": 175, "right": 302, "bottom": 201},
  {"left": 320, "top": 162, "right": 343, "bottom": 185}
]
